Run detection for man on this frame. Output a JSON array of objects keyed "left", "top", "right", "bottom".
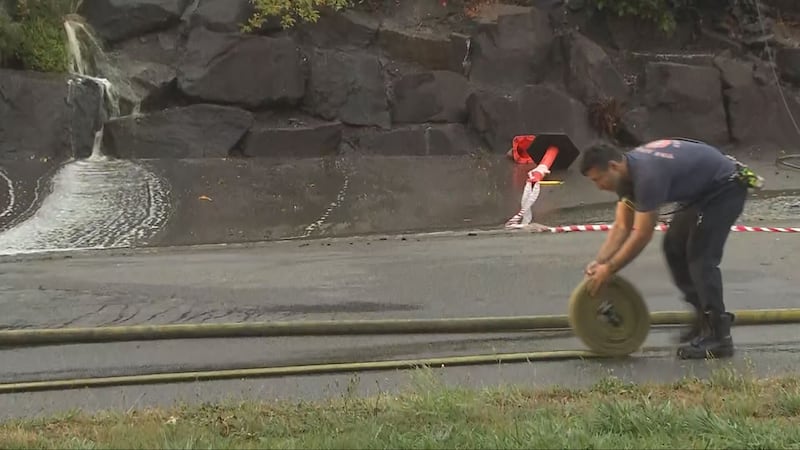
[{"left": 579, "top": 138, "right": 757, "bottom": 360}]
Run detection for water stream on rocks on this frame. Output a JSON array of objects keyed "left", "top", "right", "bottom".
[{"left": 0, "top": 19, "right": 170, "bottom": 256}]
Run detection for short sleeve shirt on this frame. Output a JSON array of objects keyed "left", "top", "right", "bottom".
[{"left": 618, "top": 139, "right": 737, "bottom": 212}]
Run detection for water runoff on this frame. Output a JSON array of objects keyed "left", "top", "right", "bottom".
[{"left": 0, "top": 18, "right": 170, "bottom": 256}]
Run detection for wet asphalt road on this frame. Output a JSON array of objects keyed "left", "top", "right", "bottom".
[{"left": 0, "top": 227, "right": 799, "bottom": 419}]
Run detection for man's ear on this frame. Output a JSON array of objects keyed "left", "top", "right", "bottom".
[{"left": 608, "top": 160, "right": 622, "bottom": 171}]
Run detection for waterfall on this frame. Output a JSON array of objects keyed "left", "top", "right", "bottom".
[{"left": 0, "top": 17, "right": 170, "bottom": 255}]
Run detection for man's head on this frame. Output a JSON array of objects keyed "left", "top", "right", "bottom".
[{"left": 579, "top": 143, "right": 629, "bottom": 192}]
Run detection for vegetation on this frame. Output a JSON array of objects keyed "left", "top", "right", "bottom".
[
  {"left": 0, "top": 0, "right": 81, "bottom": 73},
  {"left": 588, "top": 96, "right": 623, "bottom": 141},
  {"left": 3, "top": 368, "right": 800, "bottom": 449},
  {"left": 242, "top": 0, "right": 351, "bottom": 32},
  {"left": 241, "top": 0, "right": 527, "bottom": 32},
  {"left": 589, "top": 0, "right": 701, "bottom": 34}
]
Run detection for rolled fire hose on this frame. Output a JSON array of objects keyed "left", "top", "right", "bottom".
[{"left": 567, "top": 275, "right": 651, "bottom": 357}]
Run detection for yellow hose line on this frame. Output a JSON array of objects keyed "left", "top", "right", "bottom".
[
  {"left": 2, "top": 308, "right": 800, "bottom": 347},
  {"left": 0, "top": 349, "right": 601, "bottom": 394}
]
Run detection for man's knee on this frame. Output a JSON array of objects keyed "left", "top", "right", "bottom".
[
  {"left": 662, "top": 232, "right": 685, "bottom": 263},
  {"left": 687, "top": 257, "right": 719, "bottom": 282}
]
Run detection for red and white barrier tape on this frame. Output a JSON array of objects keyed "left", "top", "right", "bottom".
[{"left": 525, "top": 223, "right": 800, "bottom": 233}]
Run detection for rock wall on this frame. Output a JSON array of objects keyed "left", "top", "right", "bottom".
[{"left": 2, "top": 0, "right": 800, "bottom": 163}]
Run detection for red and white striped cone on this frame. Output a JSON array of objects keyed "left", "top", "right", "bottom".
[{"left": 505, "top": 165, "right": 549, "bottom": 229}]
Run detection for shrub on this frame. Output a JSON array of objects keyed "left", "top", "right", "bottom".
[
  {"left": 0, "top": 0, "right": 81, "bottom": 73},
  {"left": 0, "top": 7, "right": 22, "bottom": 67},
  {"left": 589, "top": 0, "right": 698, "bottom": 34},
  {"left": 242, "top": 0, "right": 351, "bottom": 32}
]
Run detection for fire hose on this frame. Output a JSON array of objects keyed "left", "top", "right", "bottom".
[
  {"left": 0, "top": 139, "right": 796, "bottom": 393},
  {"left": 2, "top": 304, "right": 800, "bottom": 393}
]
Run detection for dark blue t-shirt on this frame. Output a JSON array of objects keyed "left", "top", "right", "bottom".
[{"left": 618, "top": 139, "right": 737, "bottom": 212}]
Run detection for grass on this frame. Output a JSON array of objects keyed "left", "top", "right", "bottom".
[{"left": 3, "top": 367, "right": 800, "bottom": 449}]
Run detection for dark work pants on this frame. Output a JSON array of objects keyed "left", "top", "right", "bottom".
[{"left": 662, "top": 181, "right": 748, "bottom": 316}]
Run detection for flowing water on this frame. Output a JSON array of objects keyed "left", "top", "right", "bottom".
[{"left": 0, "top": 19, "right": 170, "bottom": 256}]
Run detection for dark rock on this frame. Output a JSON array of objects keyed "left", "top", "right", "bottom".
[
  {"left": 563, "top": 32, "right": 629, "bottom": 104},
  {"left": 619, "top": 107, "right": 651, "bottom": 145},
  {"left": 0, "top": 70, "right": 103, "bottom": 161},
  {"left": 565, "top": 0, "right": 586, "bottom": 10},
  {"left": 766, "top": 0, "right": 800, "bottom": 13},
  {"left": 305, "top": 49, "right": 390, "bottom": 128},
  {"left": 177, "top": 27, "right": 306, "bottom": 108},
  {"left": 79, "top": 0, "right": 192, "bottom": 43},
  {"left": 98, "top": 30, "right": 181, "bottom": 114},
  {"left": 242, "top": 120, "right": 343, "bottom": 158},
  {"left": 109, "top": 58, "right": 177, "bottom": 113},
  {"left": 603, "top": 13, "right": 696, "bottom": 52},
  {"left": 776, "top": 48, "right": 800, "bottom": 84},
  {"left": 354, "top": 124, "right": 483, "bottom": 156},
  {"left": 110, "top": 29, "right": 181, "bottom": 67},
  {"left": 391, "top": 71, "right": 472, "bottom": 124},
  {"left": 377, "top": 24, "right": 458, "bottom": 71},
  {"left": 181, "top": 0, "right": 254, "bottom": 33},
  {"left": 641, "top": 62, "right": 729, "bottom": 145},
  {"left": 296, "top": 9, "right": 380, "bottom": 48},
  {"left": 129, "top": 61, "right": 178, "bottom": 110},
  {"left": 103, "top": 104, "right": 253, "bottom": 158},
  {"left": 753, "top": 58, "right": 774, "bottom": 86},
  {"left": 726, "top": 84, "right": 800, "bottom": 149},
  {"left": 467, "top": 84, "right": 598, "bottom": 154},
  {"left": 468, "top": 7, "right": 554, "bottom": 87},
  {"left": 713, "top": 54, "right": 756, "bottom": 88}
]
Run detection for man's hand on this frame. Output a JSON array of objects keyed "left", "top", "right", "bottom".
[
  {"left": 584, "top": 260, "right": 599, "bottom": 277},
  {"left": 587, "top": 263, "right": 613, "bottom": 296}
]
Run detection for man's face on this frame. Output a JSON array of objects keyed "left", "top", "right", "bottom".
[{"left": 585, "top": 161, "right": 624, "bottom": 192}]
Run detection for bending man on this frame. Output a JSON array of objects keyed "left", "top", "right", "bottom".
[{"left": 578, "top": 138, "right": 755, "bottom": 359}]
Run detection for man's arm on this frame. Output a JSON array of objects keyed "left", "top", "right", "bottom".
[
  {"left": 606, "top": 209, "right": 658, "bottom": 273},
  {"left": 594, "top": 200, "right": 634, "bottom": 263}
]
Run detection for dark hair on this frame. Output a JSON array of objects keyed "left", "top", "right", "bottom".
[{"left": 579, "top": 143, "right": 624, "bottom": 175}]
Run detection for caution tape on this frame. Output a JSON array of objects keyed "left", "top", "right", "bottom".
[{"left": 535, "top": 224, "right": 800, "bottom": 233}]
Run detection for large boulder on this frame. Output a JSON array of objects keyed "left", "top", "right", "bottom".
[
  {"left": 352, "top": 124, "right": 483, "bottom": 156},
  {"left": 467, "top": 84, "right": 598, "bottom": 154},
  {"left": 110, "top": 29, "right": 181, "bottom": 66},
  {"left": 391, "top": 71, "right": 472, "bottom": 123},
  {"left": 181, "top": 0, "right": 254, "bottom": 33},
  {"left": 776, "top": 48, "right": 800, "bottom": 85},
  {"left": 562, "top": 32, "right": 629, "bottom": 104},
  {"left": 0, "top": 70, "right": 103, "bottom": 161},
  {"left": 102, "top": 104, "right": 253, "bottom": 158},
  {"left": 296, "top": 9, "right": 381, "bottom": 49},
  {"left": 726, "top": 84, "right": 800, "bottom": 149},
  {"left": 377, "top": 24, "right": 463, "bottom": 72},
  {"left": 241, "top": 119, "right": 344, "bottom": 158},
  {"left": 713, "top": 53, "right": 759, "bottom": 89},
  {"left": 468, "top": 7, "right": 554, "bottom": 87},
  {"left": 638, "top": 62, "right": 729, "bottom": 146},
  {"left": 99, "top": 29, "right": 182, "bottom": 113},
  {"left": 100, "top": 56, "right": 176, "bottom": 114},
  {"left": 766, "top": 0, "right": 800, "bottom": 15},
  {"left": 304, "top": 49, "right": 390, "bottom": 128},
  {"left": 177, "top": 27, "right": 306, "bottom": 109},
  {"left": 79, "top": 0, "right": 192, "bottom": 43}
]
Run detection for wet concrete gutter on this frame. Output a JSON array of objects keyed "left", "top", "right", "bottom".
[{"left": 0, "top": 153, "right": 798, "bottom": 255}]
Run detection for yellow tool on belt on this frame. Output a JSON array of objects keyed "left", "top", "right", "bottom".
[{"left": 567, "top": 276, "right": 651, "bottom": 357}]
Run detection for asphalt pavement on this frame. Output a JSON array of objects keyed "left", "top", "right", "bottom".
[{"left": 0, "top": 227, "right": 799, "bottom": 419}]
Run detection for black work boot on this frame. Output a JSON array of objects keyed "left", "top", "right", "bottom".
[
  {"left": 677, "top": 312, "right": 735, "bottom": 360},
  {"left": 677, "top": 305, "right": 708, "bottom": 344}
]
